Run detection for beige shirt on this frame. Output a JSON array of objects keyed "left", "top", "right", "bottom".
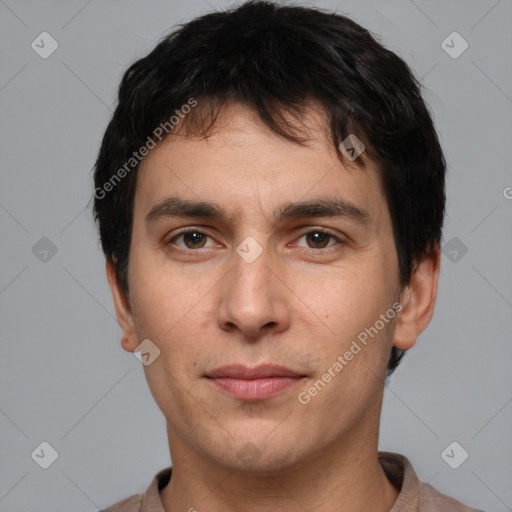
[{"left": 100, "top": 452, "right": 484, "bottom": 512}]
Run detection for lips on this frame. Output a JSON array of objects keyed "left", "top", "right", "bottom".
[
  {"left": 205, "top": 364, "right": 306, "bottom": 400},
  {"left": 207, "top": 364, "right": 302, "bottom": 379}
]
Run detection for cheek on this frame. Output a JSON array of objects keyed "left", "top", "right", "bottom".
[
  {"left": 293, "top": 261, "right": 398, "bottom": 407},
  {"left": 128, "top": 244, "right": 197, "bottom": 335},
  {"left": 292, "top": 260, "right": 393, "bottom": 340},
  {"left": 128, "top": 253, "right": 215, "bottom": 373}
]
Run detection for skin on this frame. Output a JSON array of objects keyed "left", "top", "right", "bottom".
[{"left": 107, "top": 102, "right": 440, "bottom": 512}]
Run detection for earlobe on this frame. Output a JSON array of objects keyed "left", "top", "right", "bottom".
[
  {"left": 392, "top": 245, "right": 441, "bottom": 351},
  {"left": 105, "top": 260, "right": 139, "bottom": 353}
]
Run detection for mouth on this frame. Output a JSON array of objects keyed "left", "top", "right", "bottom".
[{"left": 205, "top": 364, "right": 307, "bottom": 401}]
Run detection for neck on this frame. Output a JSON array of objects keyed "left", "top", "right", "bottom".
[{"left": 160, "top": 421, "right": 399, "bottom": 512}]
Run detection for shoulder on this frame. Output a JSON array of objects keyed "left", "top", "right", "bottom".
[
  {"left": 99, "top": 493, "right": 143, "bottom": 512},
  {"left": 419, "top": 482, "right": 485, "bottom": 511},
  {"left": 378, "top": 452, "right": 485, "bottom": 512},
  {"left": 99, "top": 466, "right": 172, "bottom": 512}
]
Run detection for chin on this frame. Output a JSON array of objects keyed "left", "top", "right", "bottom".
[{"left": 202, "top": 431, "right": 312, "bottom": 476}]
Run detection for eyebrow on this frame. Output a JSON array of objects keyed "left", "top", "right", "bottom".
[{"left": 145, "top": 196, "right": 372, "bottom": 228}]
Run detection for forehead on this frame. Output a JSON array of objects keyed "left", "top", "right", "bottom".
[{"left": 134, "top": 102, "right": 387, "bottom": 224}]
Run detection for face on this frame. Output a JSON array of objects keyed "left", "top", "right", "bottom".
[{"left": 115, "top": 103, "right": 407, "bottom": 473}]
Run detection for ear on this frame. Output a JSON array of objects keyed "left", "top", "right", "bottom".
[
  {"left": 393, "top": 245, "right": 441, "bottom": 351},
  {"left": 106, "top": 259, "right": 139, "bottom": 353}
]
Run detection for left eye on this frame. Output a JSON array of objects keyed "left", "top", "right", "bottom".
[{"left": 295, "top": 231, "right": 339, "bottom": 249}]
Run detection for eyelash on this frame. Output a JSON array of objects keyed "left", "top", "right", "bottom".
[{"left": 165, "top": 227, "right": 344, "bottom": 253}]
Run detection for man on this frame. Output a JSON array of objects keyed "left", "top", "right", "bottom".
[{"left": 94, "top": 1, "right": 483, "bottom": 510}]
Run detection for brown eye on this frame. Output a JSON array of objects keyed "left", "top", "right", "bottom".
[
  {"left": 305, "top": 231, "right": 331, "bottom": 249},
  {"left": 182, "top": 231, "right": 207, "bottom": 249},
  {"left": 169, "top": 230, "right": 215, "bottom": 250},
  {"left": 295, "top": 230, "right": 340, "bottom": 250}
]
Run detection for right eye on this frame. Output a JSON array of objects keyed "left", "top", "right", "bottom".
[{"left": 166, "top": 228, "right": 218, "bottom": 251}]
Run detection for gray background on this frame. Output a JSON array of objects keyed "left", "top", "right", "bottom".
[{"left": 1, "top": 0, "right": 511, "bottom": 510}]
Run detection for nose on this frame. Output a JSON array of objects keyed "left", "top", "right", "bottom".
[{"left": 216, "top": 242, "right": 291, "bottom": 341}]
